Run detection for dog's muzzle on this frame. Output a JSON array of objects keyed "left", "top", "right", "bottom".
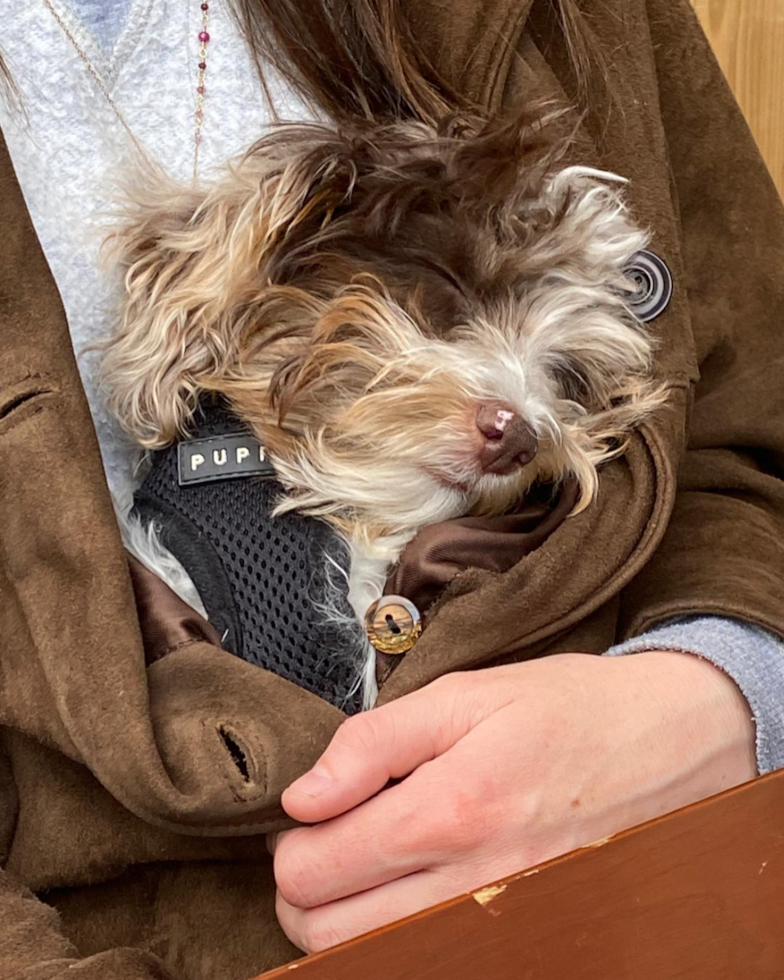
[{"left": 475, "top": 400, "right": 538, "bottom": 475}]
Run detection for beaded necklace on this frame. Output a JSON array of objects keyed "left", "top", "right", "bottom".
[
  {"left": 193, "top": 2, "right": 212, "bottom": 179},
  {"left": 42, "top": 0, "right": 214, "bottom": 181}
]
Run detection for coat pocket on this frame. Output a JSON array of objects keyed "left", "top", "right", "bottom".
[{"left": 0, "top": 374, "right": 59, "bottom": 435}]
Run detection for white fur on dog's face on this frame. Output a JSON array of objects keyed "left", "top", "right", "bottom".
[
  {"left": 103, "top": 119, "right": 666, "bottom": 541},
  {"left": 267, "top": 281, "right": 656, "bottom": 533}
]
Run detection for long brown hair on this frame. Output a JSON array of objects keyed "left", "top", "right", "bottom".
[
  {"left": 231, "top": 0, "right": 601, "bottom": 124},
  {"left": 231, "top": 0, "right": 463, "bottom": 123},
  {"left": 0, "top": 3, "right": 599, "bottom": 122}
]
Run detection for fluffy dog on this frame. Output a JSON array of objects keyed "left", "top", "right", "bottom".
[{"left": 103, "top": 110, "right": 666, "bottom": 703}]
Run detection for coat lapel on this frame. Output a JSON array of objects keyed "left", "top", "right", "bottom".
[
  {"left": 0, "top": 132, "right": 343, "bottom": 832},
  {"left": 402, "top": 0, "right": 535, "bottom": 108}
]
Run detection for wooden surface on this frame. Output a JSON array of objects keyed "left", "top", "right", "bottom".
[
  {"left": 693, "top": 0, "right": 784, "bottom": 195},
  {"left": 256, "top": 770, "right": 784, "bottom": 979}
]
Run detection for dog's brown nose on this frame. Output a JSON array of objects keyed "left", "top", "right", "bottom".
[{"left": 476, "top": 401, "right": 538, "bottom": 475}]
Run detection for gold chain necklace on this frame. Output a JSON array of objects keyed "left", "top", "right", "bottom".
[{"left": 41, "top": 0, "right": 213, "bottom": 181}]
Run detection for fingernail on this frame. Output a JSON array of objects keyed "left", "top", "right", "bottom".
[
  {"left": 266, "top": 832, "right": 277, "bottom": 855},
  {"left": 291, "top": 765, "right": 332, "bottom": 798}
]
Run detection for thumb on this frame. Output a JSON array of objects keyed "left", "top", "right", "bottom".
[{"left": 282, "top": 674, "right": 485, "bottom": 823}]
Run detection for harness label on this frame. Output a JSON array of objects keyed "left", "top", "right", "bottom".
[{"left": 178, "top": 432, "right": 277, "bottom": 486}]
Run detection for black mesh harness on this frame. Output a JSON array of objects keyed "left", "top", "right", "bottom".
[{"left": 133, "top": 403, "right": 365, "bottom": 713}]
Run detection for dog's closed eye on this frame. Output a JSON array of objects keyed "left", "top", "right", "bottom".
[{"left": 551, "top": 361, "right": 592, "bottom": 405}]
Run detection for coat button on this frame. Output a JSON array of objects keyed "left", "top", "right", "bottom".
[
  {"left": 623, "top": 249, "right": 673, "bottom": 322},
  {"left": 364, "top": 595, "right": 422, "bottom": 654}
]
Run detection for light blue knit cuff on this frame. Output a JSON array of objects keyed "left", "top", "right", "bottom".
[{"left": 604, "top": 616, "right": 784, "bottom": 775}]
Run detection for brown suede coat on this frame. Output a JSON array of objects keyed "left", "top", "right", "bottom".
[{"left": 2, "top": 1, "right": 784, "bottom": 978}]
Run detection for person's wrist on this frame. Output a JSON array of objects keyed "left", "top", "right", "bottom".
[{"left": 630, "top": 649, "right": 757, "bottom": 794}]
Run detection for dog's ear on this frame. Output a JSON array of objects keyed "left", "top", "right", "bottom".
[
  {"left": 444, "top": 110, "right": 645, "bottom": 281},
  {"left": 101, "top": 129, "right": 358, "bottom": 448},
  {"left": 440, "top": 106, "right": 569, "bottom": 211}
]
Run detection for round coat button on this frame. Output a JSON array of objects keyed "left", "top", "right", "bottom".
[
  {"left": 623, "top": 249, "right": 673, "bottom": 322},
  {"left": 364, "top": 595, "right": 422, "bottom": 655}
]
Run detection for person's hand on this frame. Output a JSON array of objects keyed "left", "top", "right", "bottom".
[{"left": 272, "top": 651, "right": 756, "bottom": 953}]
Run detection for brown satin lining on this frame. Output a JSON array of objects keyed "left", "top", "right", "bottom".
[
  {"left": 376, "top": 480, "right": 579, "bottom": 684},
  {"left": 127, "top": 554, "right": 223, "bottom": 666},
  {"left": 385, "top": 479, "right": 579, "bottom": 611}
]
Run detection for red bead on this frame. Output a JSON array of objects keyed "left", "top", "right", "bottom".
[
  {"left": 197, "top": 86, "right": 205, "bottom": 94},
  {"left": 198, "top": 31, "right": 210, "bottom": 42},
  {"left": 198, "top": 61, "right": 207, "bottom": 69},
  {"left": 201, "top": 2, "right": 209, "bottom": 8}
]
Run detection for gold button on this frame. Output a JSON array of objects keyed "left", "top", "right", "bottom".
[{"left": 364, "top": 595, "right": 422, "bottom": 655}]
